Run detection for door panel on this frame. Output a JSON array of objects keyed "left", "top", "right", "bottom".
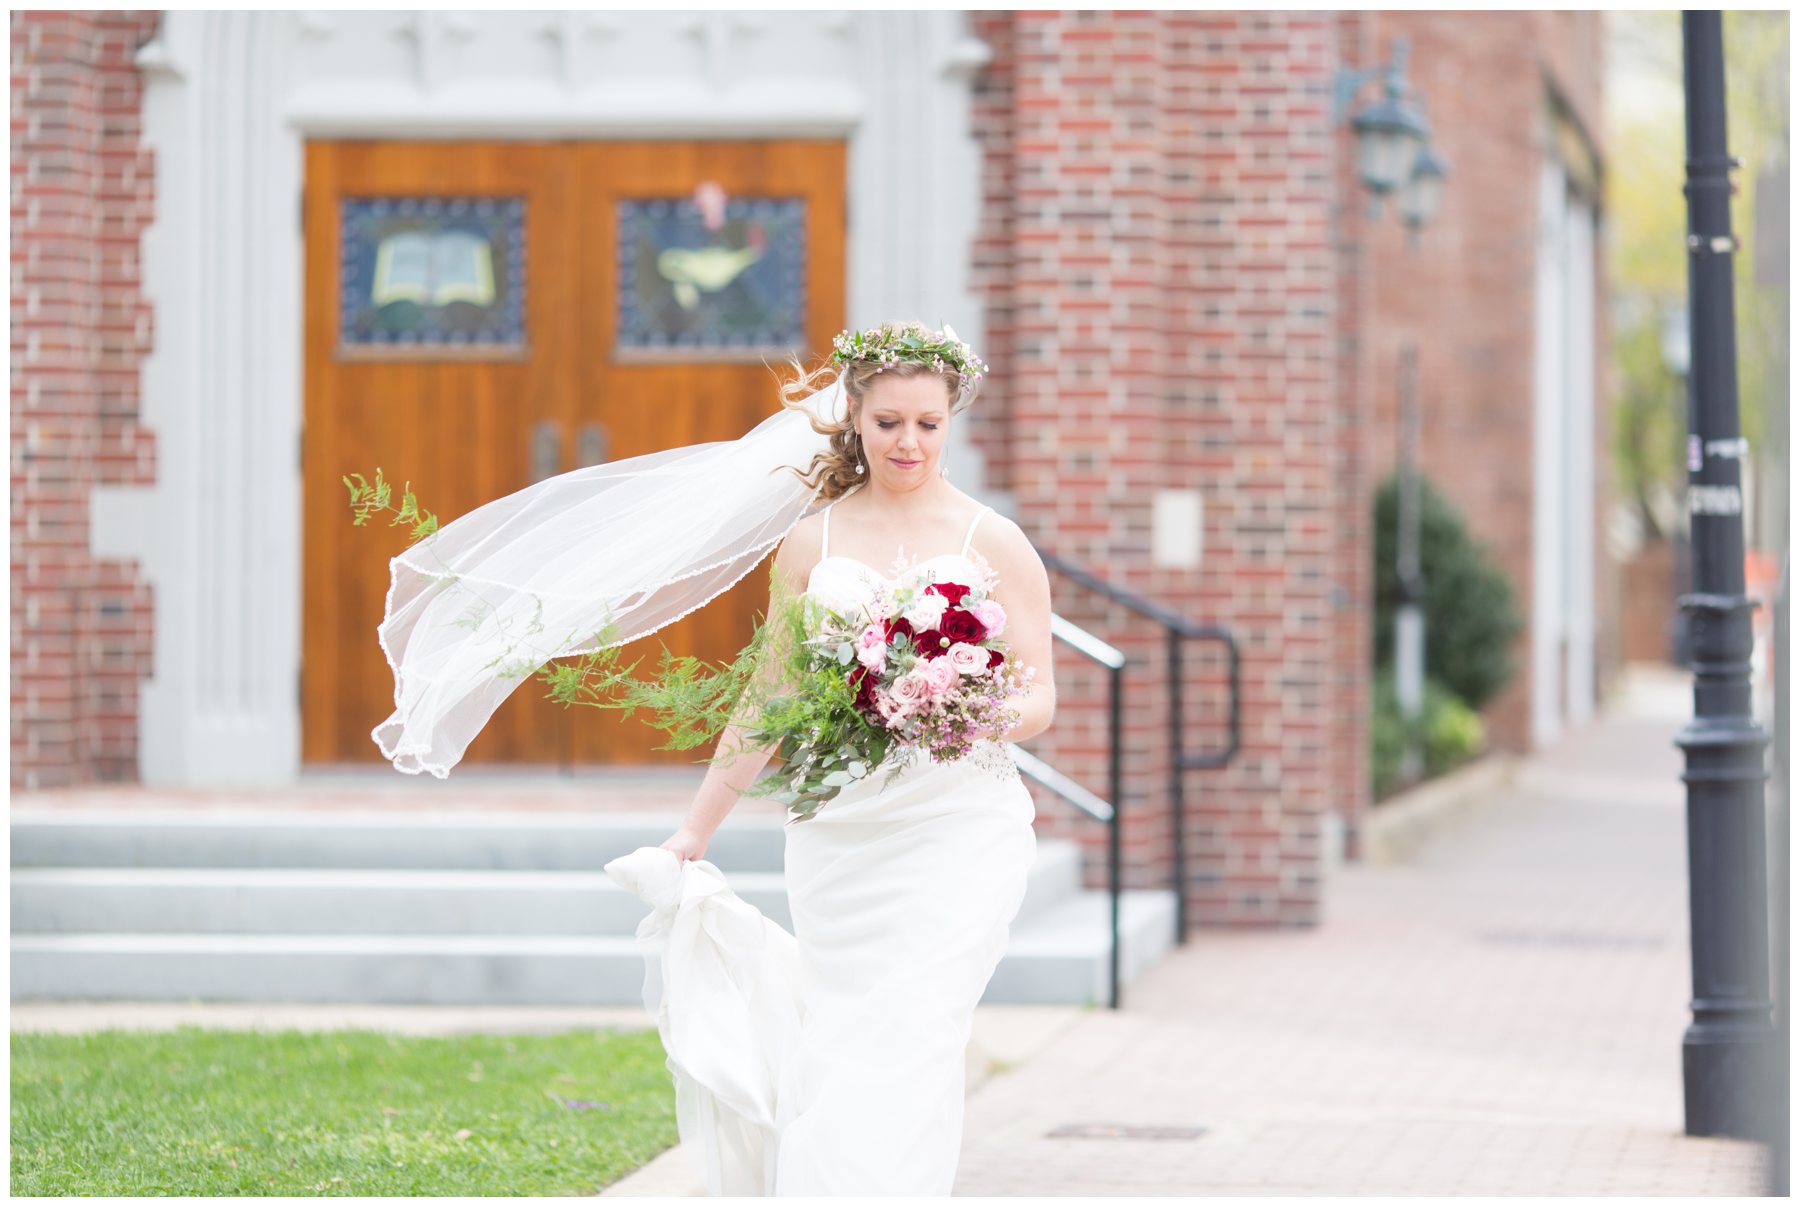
[
  {"left": 303, "top": 141, "right": 577, "bottom": 767},
  {"left": 303, "top": 138, "right": 845, "bottom": 770},
  {"left": 572, "top": 140, "right": 846, "bottom": 765}
]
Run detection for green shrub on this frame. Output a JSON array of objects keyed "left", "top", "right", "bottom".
[
  {"left": 1371, "top": 668, "right": 1487, "bottom": 800},
  {"left": 1423, "top": 684, "right": 1485, "bottom": 776},
  {"left": 1372, "top": 472, "right": 1524, "bottom": 712},
  {"left": 1370, "top": 672, "right": 1408, "bottom": 800}
]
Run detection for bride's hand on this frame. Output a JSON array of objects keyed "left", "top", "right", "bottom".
[{"left": 660, "top": 825, "right": 709, "bottom": 864}]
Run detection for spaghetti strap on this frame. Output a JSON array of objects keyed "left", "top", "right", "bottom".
[{"left": 961, "top": 506, "right": 991, "bottom": 556}]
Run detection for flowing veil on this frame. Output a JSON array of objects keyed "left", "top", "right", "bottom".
[{"left": 370, "top": 373, "right": 847, "bottom": 778}]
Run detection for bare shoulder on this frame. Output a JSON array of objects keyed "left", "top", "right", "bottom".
[
  {"left": 784, "top": 508, "right": 826, "bottom": 558},
  {"left": 772, "top": 509, "right": 826, "bottom": 594},
  {"left": 970, "top": 508, "right": 1049, "bottom": 595}
]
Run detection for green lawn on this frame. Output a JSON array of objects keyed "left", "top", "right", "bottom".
[{"left": 11, "top": 1026, "right": 678, "bottom": 1196}]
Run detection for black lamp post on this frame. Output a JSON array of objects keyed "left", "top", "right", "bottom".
[{"left": 1674, "top": 10, "right": 1776, "bottom": 1142}]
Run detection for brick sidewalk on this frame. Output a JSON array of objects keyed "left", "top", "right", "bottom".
[{"left": 950, "top": 665, "right": 1771, "bottom": 1194}]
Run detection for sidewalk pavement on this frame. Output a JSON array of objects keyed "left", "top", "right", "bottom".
[{"left": 947, "top": 663, "right": 1771, "bottom": 1195}]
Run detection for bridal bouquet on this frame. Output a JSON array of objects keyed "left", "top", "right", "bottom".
[{"left": 746, "top": 568, "right": 1034, "bottom": 821}]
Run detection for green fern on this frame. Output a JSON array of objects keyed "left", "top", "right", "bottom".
[{"left": 342, "top": 468, "right": 439, "bottom": 541}]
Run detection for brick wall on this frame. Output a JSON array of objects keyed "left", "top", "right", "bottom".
[
  {"left": 970, "top": 11, "right": 1341, "bottom": 927},
  {"left": 11, "top": 11, "right": 158, "bottom": 788},
  {"left": 967, "top": 10, "right": 1606, "bottom": 923}
]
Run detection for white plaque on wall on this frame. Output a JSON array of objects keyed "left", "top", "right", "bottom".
[{"left": 1152, "top": 488, "right": 1204, "bottom": 570}]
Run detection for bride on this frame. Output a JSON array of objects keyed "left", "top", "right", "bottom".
[
  {"left": 366, "top": 317, "right": 1053, "bottom": 1195},
  {"left": 625, "top": 322, "right": 1057, "bottom": 1195}
]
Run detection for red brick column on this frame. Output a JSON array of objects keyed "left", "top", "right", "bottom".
[
  {"left": 11, "top": 11, "right": 158, "bottom": 788},
  {"left": 1330, "top": 11, "right": 1378, "bottom": 859},
  {"left": 970, "top": 11, "right": 1341, "bottom": 927}
]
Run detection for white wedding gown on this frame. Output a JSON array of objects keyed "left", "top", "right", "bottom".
[{"left": 604, "top": 499, "right": 1038, "bottom": 1196}]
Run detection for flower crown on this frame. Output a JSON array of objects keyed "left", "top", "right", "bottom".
[{"left": 830, "top": 321, "right": 990, "bottom": 397}]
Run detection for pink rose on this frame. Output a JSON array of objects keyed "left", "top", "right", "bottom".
[
  {"left": 969, "top": 598, "right": 1006, "bottom": 637},
  {"left": 890, "top": 671, "right": 932, "bottom": 715},
  {"left": 922, "top": 657, "right": 958, "bottom": 696},
  {"left": 855, "top": 623, "right": 887, "bottom": 671},
  {"left": 947, "top": 642, "right": 989, "bottom": 676}
]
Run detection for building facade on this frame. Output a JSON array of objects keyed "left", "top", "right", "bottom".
[{"left": 12, "top": 9, "right": 1608, "bottom": 929}]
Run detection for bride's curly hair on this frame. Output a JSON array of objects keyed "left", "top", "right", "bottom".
[{"left": 773, "top": 320, "right": 980, "bottom": 504}]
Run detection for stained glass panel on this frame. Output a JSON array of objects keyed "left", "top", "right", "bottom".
[
  {"left": 338, "top": 196, "right": 526, "bottom": 357},
  {"left": 615, "top": 196, "right": 806, "bottom": 359}
]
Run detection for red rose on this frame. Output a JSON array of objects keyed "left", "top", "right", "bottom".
[
  {"left": 884, "top": 616, "right": 914, "bottom": 640},
  {"left": 847, "top": 665, "right": 878, "bottom": 712},
  {"left": 987, "top": 648, "right": 1005, "bottom": 669},
  {"left": 941, "top": 608, "right": 983, "bottom": 644},
  {"left": 927, "top": 581, "right": 972, "bottom": 606},
  {"left": 911, "top": 628, "right": 948, "bottom": 657}
]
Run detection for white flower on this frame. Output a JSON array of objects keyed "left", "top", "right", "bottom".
[{"left": 903, "top": 591, "right": 948, "bottom": 630}]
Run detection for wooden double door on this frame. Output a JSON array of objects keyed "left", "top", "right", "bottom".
[{"left": 301, "top": 140, "right": 845, "bottom": 770}]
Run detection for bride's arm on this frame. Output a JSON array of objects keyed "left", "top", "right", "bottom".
[
  {"left": 978, "top": 515, "right": 1057, "bottom": 744},
  {"left": 661, "top": 529, "right": 811, "bottom": 861}
]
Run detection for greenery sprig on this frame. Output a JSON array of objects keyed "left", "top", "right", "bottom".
[{"left": 343, "top": 469, "right": 440, "bottom": 541}]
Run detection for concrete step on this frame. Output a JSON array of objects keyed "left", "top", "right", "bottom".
[
  {"left": 984, "top": 889, "right": 1180, "bottom": 1006},
  {"left": 9, "top": 809, "right": 789, "bottom": 873},
  {"left": 10, "top": 932, "right": 655, "bottom": 1006},
  {"left": 11, "top": 844, "right": 1085, "bottom": 937},
  {"left": 10, "top": 808, "right": 1165, "bottom": 1007},
  {"left": 9, "top": 868, "right": 793, "bottom": 936},
  {"left": 10, "top": 888, "right": 1173, "bottom": 1007}
]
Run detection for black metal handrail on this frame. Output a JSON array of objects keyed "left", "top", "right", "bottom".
[
  {"left": 1005, "top": 611, "right": 1126, "bottom": 1009},
  {"left": 1036, "top": 550, "right": 1242, "bottom": 945}
]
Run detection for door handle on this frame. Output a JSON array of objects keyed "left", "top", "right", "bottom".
[
  {"left": 530, "top": 419, "right": 561, "bottom": 483},
  {"left": 576, "top": 421, "right": 610, "bottom": 469}
]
